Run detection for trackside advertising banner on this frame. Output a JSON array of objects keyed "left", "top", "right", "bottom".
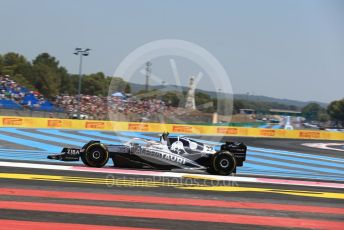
[{"left": 0, "top": 116, "right": 343, "bottom": 141}]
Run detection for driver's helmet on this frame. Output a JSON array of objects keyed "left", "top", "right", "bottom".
[{"left": 160, "top": 132, "right": 169, "bottom": 145}]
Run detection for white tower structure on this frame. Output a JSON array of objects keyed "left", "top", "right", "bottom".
[
  {"left": 284, "top": 116, "right": 294, "bottom": 130},
  {"left": 185, "top": 76, "right": 197, "bottom": 110}
]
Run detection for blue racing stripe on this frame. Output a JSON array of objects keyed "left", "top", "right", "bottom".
[
  {"left": 0, "top": 154, "right": 83, "bottom": 164},
  {"left": 242, "top": 162, "right": 304, "bottom": 174},
  {"left": 247, "top": 150, "right": 344, "bottom": 175},
  {"left": 0, "top": 153, "right": 49, "bottom": 160},
  {"left": 0, "top": 149, "right": 46, "bottom": 153},
  {"left": 0, "top": 133, "right": 60, "bottom": 152},
  {"left": 238, "top": 166, "right": 344, "bottom": 181},
  {"left": 1, "top": 128, "right": 84, "bottom": 147},
  {"left": 118, "top": 132, "right": 160, "bottom": 141},
  {"left": 248, "top": 146, "right": 344, "bottom": 163},
  {"left": 78, "top": 130, "right": 132, "bottom": 143},
  {"left": 240, "top": 162, "right": 343, "bottom": 179},
  {"left": 248, "top": 150, "right": 344, "bottom": 169},
  {"left": 37, "top": 129, "right": 122, "bottom": 145}
]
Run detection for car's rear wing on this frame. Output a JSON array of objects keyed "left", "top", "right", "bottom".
[{"left": 220, "top": 142, "right": 247, "bottom": 166}]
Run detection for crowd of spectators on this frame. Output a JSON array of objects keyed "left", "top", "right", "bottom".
[
  {"left": 54, "top": 95, "right": 107, "bottom": 120},
  {"left": 0, "top": 74, "right": 26, "bottom": 103},
  {"left": 109, "top": 96, "right": 167, "bottom": 119},
  {"left": 1, "top": 74, "right": 186, "bottom": 120},
  {"left": 54, "top": 94, "right": 175, "bottom": 121},
  {"left": 1, "top": 74, "right": 200, "bottom": 121},
  {"left": 0, "top": 74, "right": 56, "bottom": 111}
]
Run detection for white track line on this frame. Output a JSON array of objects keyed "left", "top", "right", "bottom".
[
  {"left": 0, "top": 161, "right": 343, "bottom": 189},
  {"left": 302, "top": 143, "right": 344, "bottom": 152}
]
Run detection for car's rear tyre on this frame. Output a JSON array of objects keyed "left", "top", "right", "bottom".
[
  {"left": 210, "top": 151, "right": 236, "bottom": 175},
  {"left": 81, "top": 143, "right": 109, "bottom": 168}
]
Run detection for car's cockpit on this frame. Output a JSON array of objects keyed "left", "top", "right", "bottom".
[{"left": 160, "top": 132, "right": 214, "bottom": 155}]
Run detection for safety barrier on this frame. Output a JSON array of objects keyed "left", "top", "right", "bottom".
[{"left": 0, "top": 116, "right": 343, "bottom": 141}]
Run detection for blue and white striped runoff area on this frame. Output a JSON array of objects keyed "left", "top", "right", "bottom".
[{"left": 0, "top": 128, "right": 343, "bottom": 182}]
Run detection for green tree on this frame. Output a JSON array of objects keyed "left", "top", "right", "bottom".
[
  {"left": 69, "top": 74, "right": 80, "bottom": 95},
  {"left": 58, "top": 67, "right": 73, "bottom": 95},
  {"left": 195, "top": 92, "right": 211, "bottom": 105},
  {"left": 0, "top": 54, "right": 3, "bottom": 73},
  {"left": 216, "top": 98, "right": 233, "bottom": 115},
  {"left": 31, "top": 53, "right": 63, "bottom": 98},
  {"left": 194, "top": 91, "right": 214, "bottom": 112},
  {"left": 327, "top": 99, "right": 344, "bottom": 126},
  {"left": 1, "top": 52, "right": 33, "bottom": 88},
  {"left": 301, "top": 103, "right": 323, "bottom": 121},
  {"left": 233, "top": 99, "right": 246, "bottom": 114},
  {"left": 124, "top": 83, "right": 131, "bottom": 94},
  {"left": 81, "top": 72, "right": 108, "bottom": 96},
  {"left": 318, "top": 113, "right": 330, "bottom": 123},
  {"left": 108, "top": 77, "right": 127, "bottom": 93}
]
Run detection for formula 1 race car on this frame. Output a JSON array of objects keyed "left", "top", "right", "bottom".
[{"left": 48, "top": 132, "right": 247, "bottom": 175}]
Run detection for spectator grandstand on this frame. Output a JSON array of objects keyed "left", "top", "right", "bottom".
[
  {"left": 54, "top": 94, "right": 171, "bottom": 121},
  {"left": 0, "top": 74, "right": 190, "bottom": 121},
  {"left": 0, "top": 74, "right": 60, "bottom": 112}
]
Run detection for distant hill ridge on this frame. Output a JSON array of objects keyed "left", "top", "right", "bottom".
[
  {"left": 128, "top": 82, "right": 327, "bottom": 109},
  {"left": 234, "top": 94, "right": 327, "bottom": 108}
]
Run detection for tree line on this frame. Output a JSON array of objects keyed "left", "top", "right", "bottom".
[
  {"left": 0, "top": 52, "right": 113, "bottom": 98},
  {"left": 301, "top": 101, "right": 344, "bottom": 126}
]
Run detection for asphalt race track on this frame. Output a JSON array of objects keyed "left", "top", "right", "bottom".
[{"left": 0, "top": 128, "right": 343, "bottom": 229}]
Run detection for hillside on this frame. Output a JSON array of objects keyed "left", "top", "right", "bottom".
[{"left": 128, "top": 82, "right": 327, "bottom": 109}]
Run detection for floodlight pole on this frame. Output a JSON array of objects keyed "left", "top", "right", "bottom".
[
  {"left": 145, "top": 61, "right": 152, "bottom": 91},
  {"left": 74, "top": 48, "right": 90, "bottom": 119},
  {"left": 77, "top": 53, "right": 83, "bottom": 119}
]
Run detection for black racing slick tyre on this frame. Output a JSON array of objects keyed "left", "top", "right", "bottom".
[
  {"left": 81, "top": 143, "right": 109, "bottom": 168},
  {"left": 210, "top": 151, "right": 237, "bottom": 175}
]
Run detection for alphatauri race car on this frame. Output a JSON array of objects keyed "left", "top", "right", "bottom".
[{"left": 48, "top": 133, "right": 247, "bottom": 175}]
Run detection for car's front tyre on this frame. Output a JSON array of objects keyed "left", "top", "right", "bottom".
[{"left": 81, "top": 143, "right": 109, "bottom": 167}]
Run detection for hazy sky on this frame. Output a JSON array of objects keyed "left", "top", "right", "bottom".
[{"left": 0, "top": 0, "right": 343, "bottom": 103}]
